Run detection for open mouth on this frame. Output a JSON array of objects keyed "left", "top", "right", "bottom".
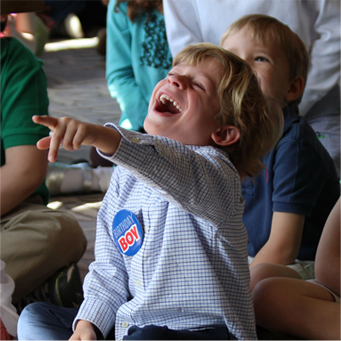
[{"left": 154, "top": 94, "right": 182, "bottom": 114}]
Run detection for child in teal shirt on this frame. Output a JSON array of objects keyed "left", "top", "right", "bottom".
[{"left": 106, "top": 0, "right": 172, "bottom": 131}]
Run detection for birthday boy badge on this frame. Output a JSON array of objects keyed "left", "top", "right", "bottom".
[{"left": 113, "top": 210, "right": 143, "bottom": 256}]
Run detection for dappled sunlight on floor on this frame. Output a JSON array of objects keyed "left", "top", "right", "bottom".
[
  {"left": 44, "top": 37, "right": 99, "bottom": 52},
  {"left": 48, "top": 192, "right": 104, "bottom": 281}
]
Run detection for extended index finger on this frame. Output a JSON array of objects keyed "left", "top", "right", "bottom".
[
  {"left": 32, "top": 115, "right": 59, "bottom": 131},
  {"left": 33, "top": 115, "right": 64, "bottom": 162}
]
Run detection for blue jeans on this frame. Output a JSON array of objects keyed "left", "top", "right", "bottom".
[
  {"left": 17, "top": 302, "right": 78, "bottom": 340},
  {"left": 18, "top": 302, "right": 232, "bottom": 340}
]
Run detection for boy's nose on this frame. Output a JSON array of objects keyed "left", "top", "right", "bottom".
[{"left": 168, "top": 75, "right": 187, "bottom": 90}]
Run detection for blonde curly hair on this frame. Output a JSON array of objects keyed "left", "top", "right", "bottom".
[{"left": 173, "top": 43, "right": 284, "bottom": 179}]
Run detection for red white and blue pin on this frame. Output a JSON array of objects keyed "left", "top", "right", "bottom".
[{"left": 113, "top": 210, "right": 143, "bottom": 256}]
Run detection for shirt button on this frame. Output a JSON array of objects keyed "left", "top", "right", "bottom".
[
  {"left": 122, "top": 322, "right": 129, "bottom": 328},
  {"left": 136, "top": 280, "right": 141, "bottom": 286}
]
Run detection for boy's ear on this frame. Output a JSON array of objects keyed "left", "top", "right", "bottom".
[
  {"left": 285, "top": 75, "right": 305, "bottom": 103},
  {"left": 211, "top": 125, "right": 240, "bottom": 146}
]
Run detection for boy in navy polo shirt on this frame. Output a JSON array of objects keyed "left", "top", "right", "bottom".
[
  {"left": 253, "top": 197, "right": 340, "bottom": 339},
  {"left": 221, "top": 14, "right": 340, "bottom": 289},
  {"left": 18, "top": 43, "right": 283, "bottom": 340}
]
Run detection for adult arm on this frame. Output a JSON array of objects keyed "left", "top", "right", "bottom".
[
  {"left": 315, "top": 197, "right": 340, "bottom": 295},
  {"left": 163, "top": 0, "right": 202, "bottom": 57},
  {"left": 106, "top": 0, "right": 148, "bottom": 130},
  {"left": 1, "top": 38, "right": 50, "bottom": 215},
  {"left": 250, "top": 212, "right": 305, "bottom": 267},
  {"left": 299, "top": 0, "right": 340, "bottom": 115},
  {"left": 0, "top": 145, "right": 48, "bottom": 216}
]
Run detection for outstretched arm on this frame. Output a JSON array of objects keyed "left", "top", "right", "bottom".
[{"left": 33, "top": 116, "right": 122, "bottom": 162}]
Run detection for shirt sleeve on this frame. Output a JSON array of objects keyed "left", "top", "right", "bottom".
[
  {"left": 297, "top": 0, "right": 340, "bottom": 116},
  {"left": 1, "top": 39, "right": 49, "bottom": 150},
  {"left": 272, "top": 132, "right": 328, "bottom": 216},
  {"left": 98, "top": 125, "right": 241, "bottom": 225},
  {"left": 163, "top": 0, "right": 202, "bottom": 57},
  {"left": 106, "top": 0, "right": 149, "bottom": 130},
  {"left": 76, "top": 126, "right": 244, "bottom": 337}
]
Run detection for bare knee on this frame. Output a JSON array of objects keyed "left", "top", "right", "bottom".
[
  {"left": 250, "top": 263, "right": 278, "bottom": 292},
  {"left": 252, "top": 277, "right": 289, "bottom": 325},
  {"left": 250, "top": 262, "right": 300, "bottom": 292}
]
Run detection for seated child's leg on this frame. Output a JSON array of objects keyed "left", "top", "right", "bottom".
[
  {"left": 1, "top": 203, "right": 87, "bottom": 302},
  {"left": 123, "top": 325, "right": 232, "bottom": 340},
  {"left": 250, "top": 263, "right": 301, "bottom": 291},
  {"left": 252, "top": 277, "right": 340, "bottom": 340},
  {"left": 17, "top": 302, "right": 77, "bottom": 340}
]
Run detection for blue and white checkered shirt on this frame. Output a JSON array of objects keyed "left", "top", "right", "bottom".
[{"left": 75, "top": 126, "right": 257, "bottom": 340}]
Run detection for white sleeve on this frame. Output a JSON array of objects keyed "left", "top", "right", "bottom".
[
  {"left": 299, "top": 0, "right": 340, "bottom": 116},
  {"left": 163, "top": 0, "right": 202, "bottom": 57}
]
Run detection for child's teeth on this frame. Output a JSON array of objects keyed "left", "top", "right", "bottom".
[
  {"left": 160, "top": 94, "right": 166, "bottom": 104},
  {"left": 159, "top": 94, "right": 182, "bottom": 112}
]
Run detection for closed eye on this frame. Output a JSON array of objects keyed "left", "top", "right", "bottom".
[
  {"left": 255, "top": 56, "right": 270, "bottom": 62},
  {"left": 193, "top": 82, "right": 205, "bottom": 91}
]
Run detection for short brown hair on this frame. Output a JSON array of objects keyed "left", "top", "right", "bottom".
[
  {"left": 220, "top": 14, "right": 309, "bottom": 106},
  {"left": 173, "top": 43, "right": 284, "bottom": 179}
]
